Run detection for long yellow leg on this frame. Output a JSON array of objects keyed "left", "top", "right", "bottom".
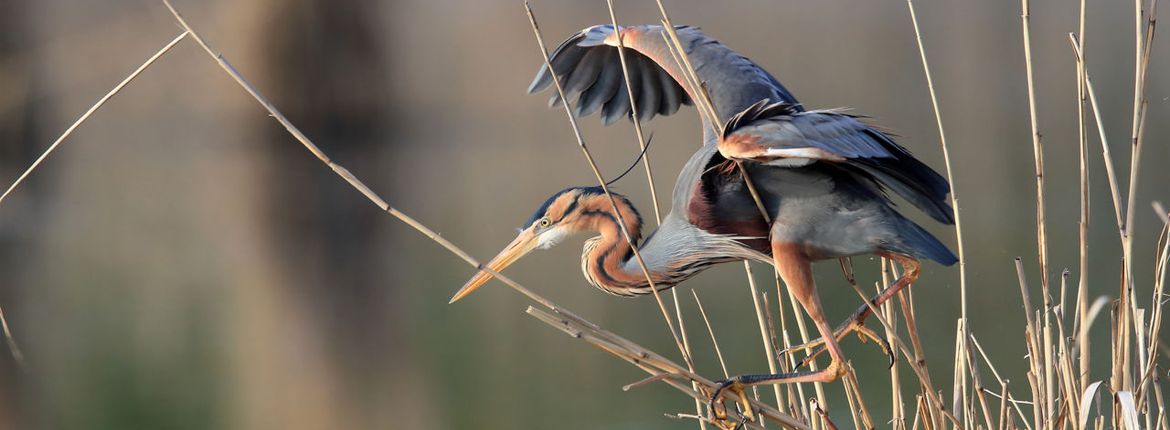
[
  {"left": 708, "top": 243, "right": 849, "bottom": 425},
  {"left": 782, "top": 254, "right": 921, "bottom": 368}
]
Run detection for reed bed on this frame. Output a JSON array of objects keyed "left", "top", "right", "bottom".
[{"left": 0, "top": 1, "right": 1164, "bottom": 429}]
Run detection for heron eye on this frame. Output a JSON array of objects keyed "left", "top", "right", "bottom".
[{"left": 538, "top": 217, "right": 552, "bottom": 228}]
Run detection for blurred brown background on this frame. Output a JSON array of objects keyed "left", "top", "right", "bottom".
[{"left": 0, "top": 0, "right": 1166, "bottom": 428}]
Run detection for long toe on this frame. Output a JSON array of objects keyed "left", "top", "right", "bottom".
[{"left": 793, "top": 320, "right": 895, "bottom": 369}]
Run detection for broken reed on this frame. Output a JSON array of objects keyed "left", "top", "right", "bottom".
[{"left": 0, "top": 0, "right": 1164, "bottom": 429}]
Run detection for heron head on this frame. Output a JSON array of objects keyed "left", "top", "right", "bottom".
[{"left": 449, "top": 186, "right": 635, "bottom": 303}]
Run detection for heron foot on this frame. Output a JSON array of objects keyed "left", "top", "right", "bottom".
[
  {"left": 708, "top": 363, "right": 849, "bottom": 428},
  {"left": 707, "top": 376, "right": 753, "bottom": 430},
  {"left": 779, "top": 309, "right": 893, "bottom": 369}
]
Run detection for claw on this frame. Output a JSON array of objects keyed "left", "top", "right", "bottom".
[
  {"left": 707, "top": 376, "right": 760, "bottom": 430},
  {"left": 708, "top": 377, "right": 750, "bottom": 430}
]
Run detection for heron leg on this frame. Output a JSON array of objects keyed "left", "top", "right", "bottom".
[
  {"left": 783, "top": 253, "right": 921, "bottom": 369},
  {"left": 708, "top": 243, "right": 848, "bottom": 425}
]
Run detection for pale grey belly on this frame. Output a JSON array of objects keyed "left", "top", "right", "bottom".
[{"left": 768, "top": 193, "right": 896, "bottom": 260}]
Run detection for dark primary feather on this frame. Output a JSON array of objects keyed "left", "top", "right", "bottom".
[
  {"left": 529, "top": 25, "right": 693, "bottom": 124},
  {"left": 577, "top": 52, "right": 623, "bottom": 116},
  {"left": 635, "top": 60, "right": 662, "bottom": 122}
]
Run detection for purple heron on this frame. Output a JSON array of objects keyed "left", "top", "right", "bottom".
[{"left": 451, "top": 24, "right": 956, "bottom": 413}]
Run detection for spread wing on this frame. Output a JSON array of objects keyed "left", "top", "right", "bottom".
[
  {"left": 528, "top": 25, "right": 801, "bottom": 126},
  {"left": 719, "top": 100, "right": 955, "bottom": 224},
  {"left": 528, "top": 25, "right": 691, "bottom": 125}
]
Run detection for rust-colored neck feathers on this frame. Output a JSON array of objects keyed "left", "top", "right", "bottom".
[
  {"left": 570, "top": 191, "right": 664, "bottom": 295},
  {"left": 550, "top": 189, "right": 657, "bottom": 296}
]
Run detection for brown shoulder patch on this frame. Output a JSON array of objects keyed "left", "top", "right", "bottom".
[{"left": 719, "top": 133, "right": 767, "bottom": 161}]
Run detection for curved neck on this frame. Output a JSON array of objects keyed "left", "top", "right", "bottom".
[{"left": 575, "top": 197, "right": 662, "bottom": 296}]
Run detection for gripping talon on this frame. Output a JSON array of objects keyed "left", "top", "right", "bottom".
[
  {"left": 851, "top": 324, "right": 894, "bottom": 368},
  {"left": 708, "top": 378, "right": 746, "bottom": 429}
]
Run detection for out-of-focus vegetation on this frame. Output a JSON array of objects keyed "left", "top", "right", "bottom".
[{"left": 0, "top": 0, "right": 1166, "bottom": 429}]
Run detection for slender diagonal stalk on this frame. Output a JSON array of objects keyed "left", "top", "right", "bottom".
[
  {"left": 845, "top": 278, "right": 960, "bottom": 428},
  {"left": 1073, "top": 0, "right": 1092, "bottom": 392},
  {"left": 0, "top": 30, "right": 190, "bottom": 365},
  {"left": 1122, "top": 0, "right": 1153, "bottom": 291},
  {"left": 1020, "top": 3, "right": 1055, "bottom": 420},
  {"left": 746, "top": 261, "right": 786, "bottom": 411},
  {"left": 1069, "top": 36, "right": 1125, "bottom": 238},
  {"left": 1020, "top": 0, "right": 1051, "bottom": 307},
  {"left": 527, "top": 305, "right": 809, "bottom": 429},
  {"left": 0, "top": 32, "right": 188, "bottom": 208},
  {"left": 693, "top": 290, "right": 731, "bottom": 379},
  {"left": 655, "top": 2, "right": 830, "bottom": 414},
  {"left": 522, "top": 1, "right": 696, "bottom": 375},
  {"left": 604, "top": 0, "right": 662, "bottom": 224},
  {"left": 903, "top": 3, "right": 971, "bottom": 426},
  {"left": 154, "top": 7, "right": 796, "bottom": 430},
  {"left": 161, "top": 0, "right": 568, "bottom": 316},
  {"left": 904, "top": 0, "right": 966, "bottom": 321},
  {"left": 602, "top": 3, "right": 705, "bottom": 424},
  {"left": 1123, "top": 0, "right": 1156, "bottom": 398}
]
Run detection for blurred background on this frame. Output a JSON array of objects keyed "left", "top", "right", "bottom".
[{"left": 0, "top": 0, "right": 1166, "bottom": 428}]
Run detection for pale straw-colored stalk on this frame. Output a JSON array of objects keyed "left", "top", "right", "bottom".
[{"left": 0, "top": 30, "right": 190, "bottom": 365}]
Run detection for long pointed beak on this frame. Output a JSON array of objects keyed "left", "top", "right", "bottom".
[{"left": 449, "top": 228, "right": 540, "bottom": 303}]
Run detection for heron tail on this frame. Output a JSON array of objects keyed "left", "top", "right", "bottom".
[
  {"left": 886, "top": 218, "right": 958, "bottom": 266},
  {"left": 853, "top": 158, "right": 954, "bottom": 225}
]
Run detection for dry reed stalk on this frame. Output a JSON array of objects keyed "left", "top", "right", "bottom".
[
  {"left": 746, "top": 260, "right": 787, "bottom": 412},
  {"left": 844, "top": 273, "right": 958, "bottom": 429},
  {"left": 901, "top": 5, "right": 972, "bottom": 421},
  {"left": 1020, "top": 1, "right": 1058, "bottom": 424},
  {"left": 673, "top": 285, "right": 706, "bottom": 429},
  {"left": 603, "top": 0, "right": 662, "bottom": 222},
  {"left": 1074, "top": 2, "right": 1090, "bottom": 389},
  {"left": 761, "top": 291, "right": 802, "bottom": 416},
  {"left": 693, "top": 291, "right": 732, "bottom": 380},
  {"left": 654, "top": 0, "right": 826, "bottom": 416},
  {"left": 0, "top": 31, "right": 189, "bottom": 209},
  {"left": 1122, "top": 0, "right": 1156, "bottom": 301},
  {"left": 526, "top": 304, "right": 809, "bottom": 429},
  {"left": 521, "top": 2, "right": 700, "bottom": 379},
  {"left": 159, "top": 1, "right": 575, "bottom": 320},
  {"left": 962, "top": 326, "right": 995, "bottom": 430},
  {"left": 843, "top": 362, "right": 876, "bottom": 430},
  {"left": 1123, "top": 0, "right": 1157, "bottom": 408},
  {"left": 1069, "top": 38, "right": 1126, "bottom": 241},
  {"left": 138, "top": 15, "right": 796, "bottom": 430},
  {"left": 601, "top": 2, "right": 708, "bottom": 424},
  {"left": 126, "top": 6, "right": 799, "bottom": 428},
  {"left": 0, "top": 30, "right": 190, "bottom": 365}
]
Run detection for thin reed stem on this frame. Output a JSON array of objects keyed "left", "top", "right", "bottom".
[
  {"left": 652, "top": 0, "right": 823, "bottom": 413},
  {"left": 1020, "top": 5, "right": 1056, "bottom": 421},
  {"left": 602, "top": 2, "right": 705, "bottom": 423},
  {"left": 693, "top": 290, "right": 731, "bottom": 379},
  {"left": 161, "top": 0, "right": 572, "bottom": 320},
  {"left": 1074, "top": 0, "right": 1092, "bottom": 392},
  {"left": 0, "top": 30, "right": 190, "bottom": 365},
  {"left": 521, "top": 2, "right": 696, "bottom": 374},
  {"left": 0, "top": 32, "right": 189, "bottom": 208}
]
